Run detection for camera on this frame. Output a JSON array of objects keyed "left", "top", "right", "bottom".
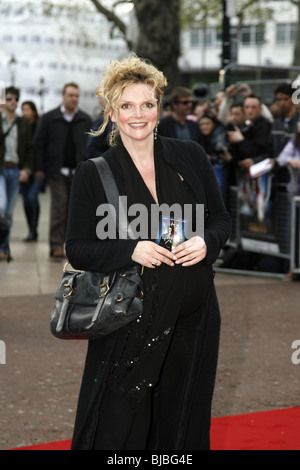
[
  {"left": 233, "top": 85, "right": 244, "bottom": 94},
  {"left": 226, "top": 122, "right": 236, "bottom": 131}
]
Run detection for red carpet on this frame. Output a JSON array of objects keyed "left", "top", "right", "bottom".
[
  {"left": 211, "top": 407, "right": 300, "bottom": 450},
  {"left": 12, "top": 407, "right": 300, "bottom": 451}
]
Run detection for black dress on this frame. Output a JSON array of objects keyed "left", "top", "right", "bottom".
[
  {"left": 90, "top": 141, "right": 211, "bottom": 450},
  {"left": 67, "top": 136, "right": 231, "bottom": 450}
]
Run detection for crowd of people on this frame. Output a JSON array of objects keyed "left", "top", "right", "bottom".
[
  {"left": 159, "top": 82, "right": 300, "bottom": 277},
  {"left": 160, "top": 82, "right": 300, "bottom": 203},
  {"left": 0, "top": 80, "right": 299, "bottom": 274}
]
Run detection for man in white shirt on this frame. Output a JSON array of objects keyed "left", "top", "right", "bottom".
[{"left": 34, "top": 83, "right": 92, "bottom": 259}]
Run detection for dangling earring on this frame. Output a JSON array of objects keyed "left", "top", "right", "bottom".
[
  {"left": 154, "top": 126, "right": 158, "bottom": 140},
  {"left": 109, "top": 124, "right": 117, "bottom": 147}
]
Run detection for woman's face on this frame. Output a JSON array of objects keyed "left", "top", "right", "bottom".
[
  {"left": 111, "top": 83, "right": 158, "bottom": 145},
  {"left": 199, "top": 117, "right": 215, "bottom": 136},
  {"left": 22, "top": 104, "right": 35, "bottom": 122}
]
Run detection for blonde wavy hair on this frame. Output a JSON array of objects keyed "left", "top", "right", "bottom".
[{"left": 94, "top": 55, "right": 168, "bottom": 145}]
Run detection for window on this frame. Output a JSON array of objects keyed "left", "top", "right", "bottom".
[
  {"left": 190, "top": 27, "right": 221, "bottom": 48},
  {"left": 276, "top": 23, "right": 297, "bottom": 45},
  {"left": 239, "top": 25, "right": 265, "bottom": 46},
  {"left": 190, "top": 24, "right": 264, "bottom": 48}
]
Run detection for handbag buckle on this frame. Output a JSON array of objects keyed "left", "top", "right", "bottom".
[
  {"left": 99, "top": 282, "right": 110, "bottom": 298},
  {"left": 63, "top": 283, "right": 74, "bottom": 298}
]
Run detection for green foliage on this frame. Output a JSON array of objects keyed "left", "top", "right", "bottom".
[{"left": 180, "top": 0, "right": 274, "bottom": 28}]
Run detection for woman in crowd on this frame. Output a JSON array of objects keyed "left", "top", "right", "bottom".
[
  {"left": 277, "top": 120, "right": 300, "bottom": 196},
  {"left": 66, "top": 56, "right": 231, "bottom": 450},
  {"left": 21, "top": 101, "right": 44, "bottom": 242},
  {"left": 198, "top": 112, "right": 231, "bottom": 202}
]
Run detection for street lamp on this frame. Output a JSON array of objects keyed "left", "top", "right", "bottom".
[
  {"left": 220, "top": 0, "right": 236, "bottom": 89},
  {"left": 8, "top": 55, "right": 17, "bottom": 86}
]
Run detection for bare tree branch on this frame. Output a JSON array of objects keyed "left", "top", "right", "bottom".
[{"left": 89, "top": 0, "right": 133, "bottom": 49}]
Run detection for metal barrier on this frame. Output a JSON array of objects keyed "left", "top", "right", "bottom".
[
  {"left": 216, "top": 168, "right": 299, "bottom": 279},
  {"left": 291, "top": 195, "right": 300, "bottom": 274}
]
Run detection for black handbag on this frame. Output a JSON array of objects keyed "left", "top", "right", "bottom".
[{"left": 50, "top": 157, "right": 143, "bottom": 340}]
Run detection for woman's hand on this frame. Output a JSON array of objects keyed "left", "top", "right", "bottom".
[
  {"left": 172, "top": 236, "right": 207, "bottom": 267},
  {"left": 131, "top": 241, "right": 175, "bottom": 269}
]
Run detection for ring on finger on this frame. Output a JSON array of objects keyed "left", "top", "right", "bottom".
[{"left": 151, "top": 260, "right": 158, "bottom": 266}]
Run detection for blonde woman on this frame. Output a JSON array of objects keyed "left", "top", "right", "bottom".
[{"left": 66, "top": 56, "right": 231, "bottom": 450}]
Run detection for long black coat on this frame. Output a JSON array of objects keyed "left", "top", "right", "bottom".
[{"left": 66, "top": 136, "right": 232, "bottom": 450}]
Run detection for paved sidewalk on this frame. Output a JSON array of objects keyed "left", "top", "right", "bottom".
[{"left": 0, "top": 192, "right": 299, "bottom": 449}]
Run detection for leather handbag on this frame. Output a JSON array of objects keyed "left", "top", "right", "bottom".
[{"left": 50, "top": 157, "right": 143, "bottom": 340}]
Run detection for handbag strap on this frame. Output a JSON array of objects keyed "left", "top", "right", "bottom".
[
  {"left": 0, "top": 118, "right": 17, "bottom": 147},
  {"left": 91, "top": 156, "right": 135, "bottom": 240}
]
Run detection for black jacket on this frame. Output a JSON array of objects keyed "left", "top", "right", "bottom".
[
  {"left": 229, "top": 115, "right": 272, "bottom": 163},
  {"left": 85, "top": 116, "right": 112, "bottom": 159},
  {"left": 34, "top": 106, "right": 92, "bottom": 179},
  {"left": 270, "top": 110, "right": 300, "bottom": 158},
  {"left": 0, "top": 115, "right": 33, "bottom": 173},
  {"left": 158, "top": 115, "right": 203, "bottom": 145}
]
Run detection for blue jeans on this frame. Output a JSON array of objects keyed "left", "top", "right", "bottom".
[
  {"left": 213, "top": 163, "right": 228, "bottom": 204},
  {"left": 20, "top": 176, "right": 44, "bottom": 237},
  {"left": 0, "top": 168, "right": 20, "bottom": 253}
]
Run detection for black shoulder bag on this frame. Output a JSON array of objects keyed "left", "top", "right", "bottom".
[{"left": 50, "top": 157, "right": 143, "bottom": 340}]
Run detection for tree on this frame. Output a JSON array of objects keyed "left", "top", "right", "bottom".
[
  {"left": 0, "top": 0, "right": 182, "bottom": 91},
  {"left": 90, "top": 0, "right": 181, "bottom": 90}
]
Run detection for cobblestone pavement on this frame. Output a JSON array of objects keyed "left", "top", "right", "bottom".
[{"left": 0, "top": 193, "right": 299, "bottom": 450}]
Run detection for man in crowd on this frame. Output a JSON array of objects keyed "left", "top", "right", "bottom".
[
  {"left": 227, "top": 104, "right": 246, "bottom": 130},
  {"left": 0, "top": 86, "right": 33, "bottom": 262},
  {"left": 34, "top": 83, "right": 92, "bottom": 259},
  {"left": 218, "top": 83, "right": 274, "bottom": 126},
  {"left": 227, "top": 93, "right": 271, "bottom": 170},
  {"left": 158, "top": 86, "right": 203, "bottom": 144},
  {"left": 270, "top": 83, "right": 300, "bottom": 183}
]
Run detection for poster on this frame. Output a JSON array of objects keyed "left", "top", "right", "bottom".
[{"left": 237, "top": 170, "right": 280, "bottom": 253}]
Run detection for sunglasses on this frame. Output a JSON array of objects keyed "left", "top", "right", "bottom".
[{"left": 177, "top": 100, "right": 193, "bottom": 106}]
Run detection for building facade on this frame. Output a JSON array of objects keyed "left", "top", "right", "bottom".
[
  {"left": 0, "top": 0, "right": 128, "bottom": 116},
  {"left": 0, "top": 0, "right": 299, "bottom": 114}
]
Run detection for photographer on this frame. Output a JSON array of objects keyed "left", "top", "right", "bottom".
[
  {"left": 218, "top": 83, "right": 273, "bottom": 126},
  {"left": 227, "top": 93, "right": 271, "bottom": 170}
]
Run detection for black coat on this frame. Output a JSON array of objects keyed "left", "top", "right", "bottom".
[
  {"left": 34, "top": 106, "right": 92, "bottom": 179},
  {"left": 85, "top": 116, "right": 112, "bottom": 159},
  {"left": 66, "top": 136, "right": 232, "bottom": 450},
  {"left": 0, "top": 115, "right": 33, "bottom": 172},
  {"left": 229, "top": 115, "right": 271, "bottom": 163}
]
